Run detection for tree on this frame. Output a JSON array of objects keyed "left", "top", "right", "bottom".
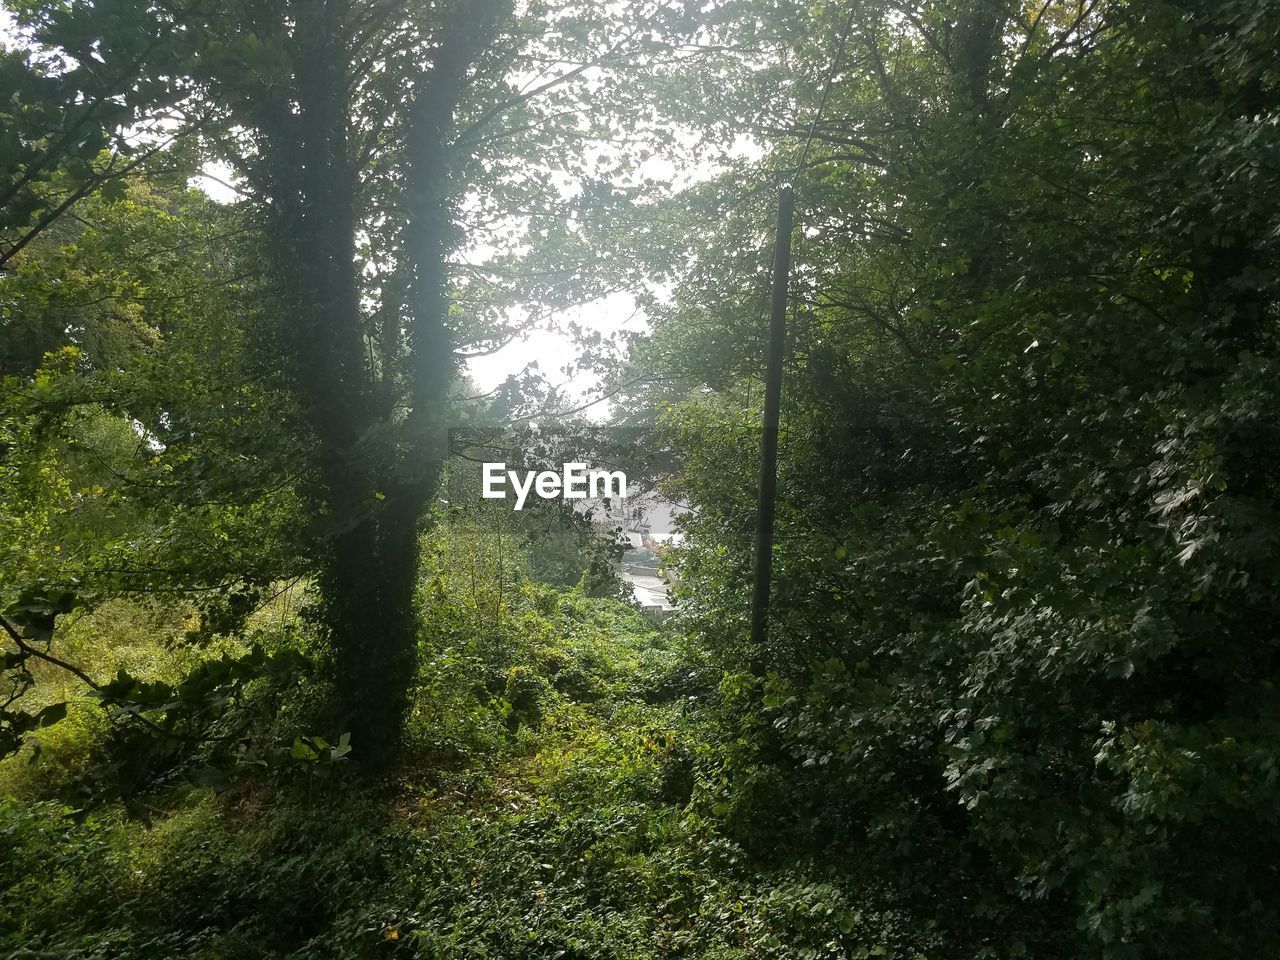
[{"left": 6, "top": 0, "right": 707, "bottom": 766}]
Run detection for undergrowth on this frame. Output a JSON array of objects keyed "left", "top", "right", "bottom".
[{"left": 0, "top": 583, "right": 938, "bottom": 960}]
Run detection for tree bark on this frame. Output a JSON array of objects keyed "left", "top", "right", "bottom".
[
  {"left": 270, "top": 1, "right": 417, "bottom": 768},
  {"left": 272, "top": 0, "right": 507, "bottom": 769}
]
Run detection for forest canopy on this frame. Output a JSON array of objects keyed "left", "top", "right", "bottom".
[{"left": 2, "top": 2, "right": 1279, "bottom": 959}]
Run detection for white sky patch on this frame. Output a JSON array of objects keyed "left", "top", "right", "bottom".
[
  {"left": 0, "top": 9, "right": 17, "bottom": 46},
  {"left": 466, "top": 290, "right": 646, "bottom": 420},
  {"left": 191, "top": 160, "right": 243, "bottom": 203}
]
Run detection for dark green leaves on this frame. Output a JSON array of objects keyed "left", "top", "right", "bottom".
[{"left": 5, "top": 588, "right": 77, "bottom": 643}]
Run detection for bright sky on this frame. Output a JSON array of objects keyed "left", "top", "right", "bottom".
[{"left": 466, "top": 291, "right": 647, "bottom": 391}]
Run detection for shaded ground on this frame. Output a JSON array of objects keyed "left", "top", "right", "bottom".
[{"left": 1, "top": 594, "right": 936, "bottom": 960}]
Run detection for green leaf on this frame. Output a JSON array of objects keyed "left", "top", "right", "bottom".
[{"left": 35, "top": 701, "right": 68, "bottom": 727}]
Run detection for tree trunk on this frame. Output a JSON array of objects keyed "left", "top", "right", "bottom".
[
  {"left": 263, "top": 0, "right": 507, "bottom": 770},
  {"left": 277, "top": 3, "right": 424, "bottom": 769}
]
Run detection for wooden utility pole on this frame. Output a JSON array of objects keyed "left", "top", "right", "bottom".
[{"left": 749, "top": 185, "right": 795, "bottom": 664}]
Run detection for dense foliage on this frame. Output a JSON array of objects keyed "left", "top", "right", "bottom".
[
  {"left": 3, "top": 1, "right": 1279, "bottom": 958},
  {"left": 641, "top": 1, "right": 1280, "bottom": 957}
]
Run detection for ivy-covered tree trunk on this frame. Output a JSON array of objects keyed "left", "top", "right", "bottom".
[
  {"left": 271, "top": 10, "right": 412, "bottom": 767},
  {"left": 263, "top": 1, "right": 505, "bottom": 768}
]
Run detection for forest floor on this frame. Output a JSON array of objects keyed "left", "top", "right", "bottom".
[{"left": 1, "top": 590, "right": 933, "bottom": 960}]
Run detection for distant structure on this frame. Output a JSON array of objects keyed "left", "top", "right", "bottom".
[{"left": 597, "top": 493, "right": 681, "bottom": 620}]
